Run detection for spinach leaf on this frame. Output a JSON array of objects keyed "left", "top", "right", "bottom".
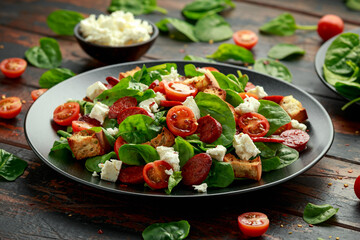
[
  {"left": 25, "top": 37, "right": 62, "bottom": 69},
  {"left": 108, "top": 0, "right": 167, "bottom": 15},
  {"left": 102, "top": 118, "right": 118, "bottom": 129},
  {"left": 51, "top": 137, "right": 72, "bottom": 153},
  {"left": 254, "top": 58, "right": 292, "bottom": 82},
  {"left": 147, "top": 63, "right": 177, "bottom": 73},
  {"left": 39, "top": 68, "right": 76, "bottom": 88},
  {"left": 85, "top": 152, "right": 117, "bottom": 173},
  {"left": 228, "top": 70, "right": 248, "bottom": 90},
  {"left": 346, "top": 0, "right": 360, "bottom": 11},
  {"left": 260, "top": 13, "right": 297, "bottom": 36},
  {"left": 184, "top": 64, "right": 204, "bottom": 77},
  {"left": 182, "top": 0, "right": 235, "bottom": 20},
  {"left": 165, "top": 171, "right": 182, "bottom": 194},
  {"left": 341, "top": 96, "right": 360, "bottom": 110},
  {"left": 258, "top": 99, "right": 291, "bottom": 136},
  {"left": 207, "top": 43, "right": 254, "bottom": 64},
  {"left": 89, "top": 127, "right": 116, "bottom": 147},
  {"left": 195, "top": 92, "right": 236, "bottom": 147},
  {"left": 194, "top": 14, "right": 233, "bottom": 42},
  {"left": 225, "top": 89, "right": 243, "bottom": 107},
  {"left": 335, "top": 81, "right": 360, "bottom": 100},
  {"left": 47, "top": 10, "right": 84, "bottom": 35},
  {"left": 205, "top": 161, "right": 234, "bottom": 188},
  {"left": 211, "top": 71, "right": 241, "bottom": 92},
  {"left": 118, "top": 144, "right": 159, "bottom": 166},
  {"left": 118, "top": 114, "right": 162, "bottom": 144},
  {"left": 0, "top": 149, "right": 28, "bottom": 181},
  {"left": 267, "top": 43, "right": 305, "bottom": 60},
  {"left": 174, "top": 136, "right": 194, "bottom": 167},
  {"left": 323, "top": 62, "right": 359, "bottom": 86},
  {"left": 255, "top": 142, "right": 299, "bottom": 171},
  {"left": 156, "top": 18, "right": 199, "bottom": 42},
  {"left": 66, "top": 99, "right": 94, "bottom": 115},
  {"left": 142, "top": 220, "right": 190, "bottom": 240},
  {"left": 186, "top": 135, "right": 215, "bottom": 152},
  {"left": 261, "top": 156, "right": 281, "bottom": 172},
  {"left": 183, "top": 55, "right": 216, "bottom": 63},
  {"left": 303, "top": 203, "right": 339, "bottom": 224}
]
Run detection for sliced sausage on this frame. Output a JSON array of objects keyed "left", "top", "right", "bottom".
[
  {"left": 244, "top": 81, "right": 256, "bottom": 92},
  {"left": 197, "top": 115, "right": 222, "bottom": 144},
  {"left": 280, "top": 129, "right": 310, "bottom": 152},
  {"left": 78, "top": 114, "right": 101, "bottom": 126},
  {"left": 106, "top": 76, "right": 120, "bottom": 87},
  {"left": 109, "top": 96, "right": 137, "bottom": 119},
  {"left": 117, "top": 107, "right": 153, "bottom": 124},
  {"left": 118, "top": 166, "right": 144, "bottom": 184},
  {"left": 181, "top": 153, "right": 212, "bottom": 186}
]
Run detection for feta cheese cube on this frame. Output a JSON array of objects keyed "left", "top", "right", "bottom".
[
  {"left": 165, "top": 169, "right": 174, "bottom": 176},
  {"left": 139, "top": 98, "right": 158, "bottom": 113},
  {"left": 235, "top": 96, "right": 260, "bottom": 115},
  {"left": 154, "top": 92, "right": 166, "bottom": 105},
  {"left": 206, "top": 145, "right": 227, "bottom": 161},
  {"left": 89, "top": 102, "right": 109, "bottom": 124},
  {"left": 246, "top": 86, "right": 268, "bottom": 99},
  {"left": 86, "top": 81, "right": 107, "bottom": 100},
  {"left": 233, "top": 133, "right": 260, "bottom": 161},
  {"left": 128, "top": 82, "right": 148, "bottom": 91},
  {"left": 183, "top": 96, "right": 201, "bottom": 119},
  {"left": 106, "top": 127, "right": 119, "bottom": 136},
  {"left": 92, "top": 171, "right": 99, "bottom": 177},
  {"left": 193, "top": 183, "right": 208, "bottom": 193},
  {"left": 291, "top": 119, "right": 307, "bottom": 131},
  {"left": 161, "top": 67, "right": 179, "bottom": 82},
  {"left": 98, "top": 159, "right": 122, "bottom": 182},
  {"left": 156, "top": 146, "right": 180, "bottom": 172}
]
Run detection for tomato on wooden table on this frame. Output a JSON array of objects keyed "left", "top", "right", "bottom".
[
  {"left": 0, "top": 97, "right": 22, "bottom": 119},
  {"left": 72, "top": 120, "right": 95, "bottom": 133},
  {"left": 239, "top": 92, "right": 259, "bottom": 100},
  {"left": 317, "top": 14, "right": 344, "bottom": 41},
  {"left": 53, "top": 102, "right": 80, "bottom": 126},
  {"left": 166, "top": 106, "right": 198, "bottom": 137},
  {"left": 31, "top": 89, "right": 47, "bottom": 101},
  {"left": 238, "top": 112, "right": 270, "bottom": 137},
  {"left": 233, "top": 30, "right": 258, "bottom": 50},
  {"left": 0, "top": 58, "right": 27, "bottom": 78},
  {"left": 164, "top": 80, "right": 198, "bottom": 101},
  {"left": 238, "top": 212, "right": 269, "bottom": 237},
  {"left": 143, "top": 160, "right": 173, "bottom": 189},
  {"left": 355, "top": 175, "right": 360, "bottom": 200}
]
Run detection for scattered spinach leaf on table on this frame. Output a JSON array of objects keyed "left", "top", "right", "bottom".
[
  {"left": 47, "top": 10, "right": 84, "bottom": 35},
  {"left": 346, "top": 0, "right": 360, "bottom": 11},
  {"left": 182, "top": 0, "right": 235, "bottom": 20},
  {"left": 268, "top": 43, "right": 305, "bottom": 60},
  {"left": 183, "top": 55, "right": 216, "bottom": 63},
  {"left": 194, "top": 14, "right": 233, "bottom": 42},
  {"left": 156, "top": 18, "right": 199, "bottom": 42},
  {"left": 0, "top": 149, "right": 28, "bottom": 181},
  {"left": 39, "top": 68, "right": 76, "bottom": 88},
  {"left": 165, "top": 171, "right": 182, "bottom": 194},
  {"left": 108, "top": 0, "right": 167, "bottom": 15},
  {"left": 25, "top": 37, "right": 62, "bottom": 69},
  {"left": 254, "top": 58, "right": 292, "bottom": 82},
  {"left": 142, "top": 220, "right": 190, "bottom": 240},
  {"left": 207, "top": 43, "right": 255, "bottom": 64},
  {"left": 303, "top": 203, "right": 339, "bottom": 224}
]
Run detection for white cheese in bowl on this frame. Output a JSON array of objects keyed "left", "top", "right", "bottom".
[{"left": 79, "top": 11, "right": 153, "bottom": 47}]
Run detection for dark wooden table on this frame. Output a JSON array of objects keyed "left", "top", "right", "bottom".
[{"left": 1, "top": 0, "right": 359, "bottom": 239}]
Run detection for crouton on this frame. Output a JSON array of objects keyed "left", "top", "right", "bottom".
[
  {"left": 183, "top": 75, "right": 211, "bottom": 91},
  {"left": 119, "top": 66, "right": 141, "bottom": 80},
  {"left": 68, "top": 130, "right": 108, "bottom": 160},
  {"left": 279, "top": 95, "right": 308, "bottom": 123},
  {"left": 223, "top": 153, "right": 262, "bottom": 181},
  {"left": 143, "top": 127, "right": 175, "bottom": 148},
  {"left": 203, "top": 86, "right": 226, "bottom": 101}
]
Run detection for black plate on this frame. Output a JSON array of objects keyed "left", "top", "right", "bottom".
[
  {"left": 315, "top": 28, "right": 360, "bottom": 105},
  {"left": 25, "top": 60, "right": 334, "bottom": 198}
]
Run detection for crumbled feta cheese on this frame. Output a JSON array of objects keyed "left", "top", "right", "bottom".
[
  {"left": 106, "top": 127, "right": 119, "bottom": 136},
  {"left": 165, "top": 169, "right": 174, "bottom": 176},
  {"left": 92, "top": 171, "right": 99, "bottom": 177},
  {"left": 156, "top": 146, "right": 180, "bottom": 172},
  {"left": 291, "top": 119, "right": 307, "bottom": 131},
  {"left": 206, "top": 145, "right": 227, "bottom": 162},
  {"left": 154, "top": 92, "right": 166, "bottom": 105},
  {"left": 79, "top": 11, "right": 153, "bottom": 47},
  {"left": 235, "top": 96, "right": 260, "bottom": 115},
  {"left": 86, "top": 81, "right": 107, "bottom": 100},
  {"left": 161, "top": 67, "right": 179, "bottom": 82},
  {"left": 246, "top": 86, "right": 268, "bottom": 99},
  {"left": 89, "top": 102, "right": 109, "bottom": 124},
  {"left": 193, "top": 183, "right": 208, "bottom": 193},
  {"left": 98, "top": 159, "right": 122, "bottom": 182},
  {"left": 233, "top": 133, "right": 260, "bottom": 161},
  {"left": 183, "top": 96, "right": 201, "bottom": 119},
  {"left": 139, "top": 98, "right": 158, "bottom": 113},
  {"left": 128, "top": 82, "right": 148, "bottom": 91}
]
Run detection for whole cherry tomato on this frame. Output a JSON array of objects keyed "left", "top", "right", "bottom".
[{"left": 317, "top": 14, "right": 344, "bottom": 41}]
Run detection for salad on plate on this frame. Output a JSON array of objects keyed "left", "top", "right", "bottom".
[{"left": 50, "top": 63, "right": 310, "bottom": 194}]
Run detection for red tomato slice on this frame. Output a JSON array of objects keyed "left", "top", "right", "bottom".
[
  {"left": 262, "top": 95, "right": 284, "bottom": 104},
  {"left": 238, "top": 212, "right": 269, "bottom": 237},
  {"left": 150, "top": 80, "right": 166, "bottom": 94},
  {"left": 317, "top": 14, "right": 344, "bottom": 41},
  {"left": 200, "top": 67, "right": 219, "bottom": 72},
  {"left": 164, "top": 80, "right": 198, "bottom": 102},
  {"left": 251, "top": 137, "right": 285, "bottom": 143},
  {"left": 72, "top": 120, "right": 95, "bottom": 132},
  {"left": 0, "top": 97, "right": 22, "bottom": 119},
  {"left": 166, "top": 106, "right": 198, "bottom": 137},
  {"left": 114, "top": 136, "right": 127, "bottom": 159},
  {"left": 53, "top": 102, "right": 80, "bottom": 126},
  {"left": 239, "top": 92, "right": 259, "bottom": 100},
  {"left": 355, "top": 175, "right": 360, "bottom": 200},
  {"left": 0, "top": 58, "right": 27, "bottom": 78},
  {"left": 160, "top": 100, "right": 183, "bottom": 107},
  {"left": 233, "top": 30, "right": 258, "bottom": 50},
  {"left": 143, "top": 160, "right": 173, "bottom": 189},
  {"left": 118, "top": 166, "right": 145, "bottom": 184},
  {"left": 238, "top": 112, "right": 270, "bottom": 137},
  {"left": 31, "top": 89, "right": 47, "bottom": 101}
]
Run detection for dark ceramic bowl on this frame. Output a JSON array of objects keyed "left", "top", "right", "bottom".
[{"left": 74, "top": 18, "right": 158, "bottom": 64}]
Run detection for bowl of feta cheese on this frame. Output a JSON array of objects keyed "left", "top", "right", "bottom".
[{"left": 74, "top": 11, "right": 158, "bottom": 63}]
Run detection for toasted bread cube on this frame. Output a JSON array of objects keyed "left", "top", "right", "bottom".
[
  {"left": 203, "top": 86, "right": 226, "bottom": 101},
  {"left": 279, "top": 95, "right": 308, "bottom": 123},
  {"left": 119, "top": 66, "right": 141, "bottom": 80},
  {"left": 68, "top": 130, "right": 105, "bottom": 160},
  {"left": 223, "top": 153, "right": 262, "bottom": 181},
  {"left": 183, "top": 75, "right": 211, "bottom": 91},
  {"left": 143, "top": 127, "right": 175, "bottom": 148}
]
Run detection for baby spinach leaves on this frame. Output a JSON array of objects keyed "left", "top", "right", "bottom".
[
  {"left": 25, "top": 37, "right": 62, "bottom": 69},
  {"left": 142, "top": 220, "right": 190, "bottom": 240},
  {"left": 205, "top": 161, "right": 234, "bottom": 188},
  {"left": 346, "top": 0, "right": 360, "bottom": 11},
  {"left": 174, "top": 136, "right": 195, "bottom": 167},
  {"left": 85, "top": 152, "right": 117, "bottom": 173},
  {"left": 165, "top": 171, "right": 183, "bottom": 194},
  {"left": 207, "top": 43, "right": 255, "bottom": 64},
  {"left": 157, "top": 18, "right": 199, "bottom": 42},
  {"left": 39, "top": 68, "right": 76, "bottom": 88},
  {"left": 108, "top": 0, "right": 167, "bottom": 15},
  {"left": 254, "top": 58, "right": 292, "bottom": 82},
  {"left": 303, "top": 203, "right": 339, "bottom": 224},
  {"left": 194, "top": 14, "right": 233, "bottom": 42},
  {"left": 0, "top": 149, "right": 28, "bottom": 181},
  {"left": 47, "top": 10, "right": 84, "bottom": 35},
  {"left": 268, "top": 43, "right": 305, "bottom": 60},
  {"left": 182, "top": 0, "right": 235, "bottom": 20},
  {"left": 118, "top": 144, "right": 159, "bottom": 166}
]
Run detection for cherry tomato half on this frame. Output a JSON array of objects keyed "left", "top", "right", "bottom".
[
  {"left": 200, "top": 67, "right": 219, "bottom": 72},
  {"left": 239, "top": 92, "right": 259, "bottom": 100},
  {"left": 317, "top": 14, "right": 344, "bottom": 41},
  {"left": 0, "top": 97, "right": 22, "bottom": 119},
  {"left": 233, "top": 30, "right": 258, "bottom": 50},
  {"left": 143, "top": 160, "right": 173, "bottom": 189},
  {"left": 238, "top": 212, "right": 269, "bottom": 237},
  {"left": 31, "top": 89, "right": 47, "bottom": 101},
  {"left": 0, "top": 58, "right": 27, "bottom": 78},
  {"left": 164, "top": 80, "right": 198, "bottom": 102},
  {"left": 72, "top": 120, "right": 95, "bottom": 133},
  {"left": 354, "top": 175, "right": 360, "bottom": 200},
  {"left": 114, "top": 136, "right": 127, "bottom": 159},
  {"left": 53, "top": 102, "right": 80, "bottom": 126},
  {"left": 238, "top": 112, "right": 270, "bottom": 137},
  {"left": 166, "top": 106, "right": 198, "bottom": 138}
]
